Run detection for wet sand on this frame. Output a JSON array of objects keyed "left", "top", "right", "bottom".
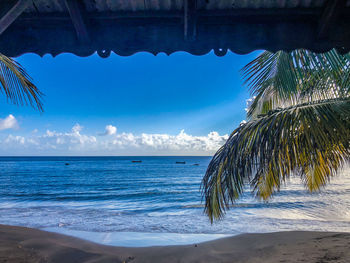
[{"left": 0, "top": 224, "right": 349, "bottom": 263}]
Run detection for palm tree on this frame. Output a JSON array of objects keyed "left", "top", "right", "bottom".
[
  {"left": 0, "top": 53, "right": 43, "bottom": 111},
  {"left": 202, "top": 49, "right": 350, "bottom": 222}
]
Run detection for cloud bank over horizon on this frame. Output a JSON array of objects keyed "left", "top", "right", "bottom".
[{"left": 0, "top": 119, "right": 228, "bottom": 156}]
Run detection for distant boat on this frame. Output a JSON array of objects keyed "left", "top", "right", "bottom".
[
  {"left": 65, "top": 163, "right": 70, "bottom": 165},
  {"left": 193, "top": 164, "right": 199, "bottom": 166},
  {"left": 176, "top": 161, "right": 186, "bottom": 164},
  {"left": 132, "top": 160, "right": 142, "bottom": 163}
]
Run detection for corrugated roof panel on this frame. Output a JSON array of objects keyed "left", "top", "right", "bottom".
[
  {"left": 126, "top": 0, "right": 142, "bottom": 10},
  {"left": 311, "top": 0, "right": 327, "bottom": 7},
  {"left": 258, "top": 1, "right": 279, "bottom": 9},
  {"left": 300, "top": 0, "right": 313, "bottom": 7},
  {"left": 144, "top": 0, "right": 159, "bottom": 10},
  {"left": 201, "top": 0, "right": 216, "bottom": 9},
  {"left": 24, "top": 2, "right": 38, "bottom": 13},
  {"left": 198, "top": 0, "right": 327, "bottom": 9},
  {"left": 249, "top": 0, "right": 268, "bottom": 9},
  {"left": 128, "top": 0, "right": 181, "bottom": 11},
  {"left": 275, "top": 0, "right": 288, "bottom": 8},
  {"left": 158, "top": 0, "right": 174, "bottom": 10},
  {"left": 105, "top": 0, "right": 127, "bottom": 11},
  {"left": 129, "top": 0, "right": 146, "bottom": 11},
  {"left": 284, "top": 0, "right": 299, "bottom": 8},
  {"left": 196, "top": 0, "right": 205, "bottom": 9},
  {"left": 296, "top": 0, "right": 325, "bottom": 8},
  {"left": 24, "top": 0, "right": 330, "bottom": 13},
  {"left": 175, "top": 0, "right": 184, "bottom": 10},
  {"left": 215, "top": 0, "right": 236, "bottom": 9},
  {"left": 95, "top": 0, "right": 109, "bottom": 11},
  {"left": 82, "top": 0, "right": 97, "bottom": 12},
  {"left": 230, "top": 0, "right": 248, "bottom": 8},
  {"left": 31, "top": 0, "right": 68, "bottom": 12}
]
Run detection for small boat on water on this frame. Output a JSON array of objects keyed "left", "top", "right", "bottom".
[
  {"left": 176, "top": 161, "right": 186, "bottom": 164},
  {"left": 65, "top": 163, "right": 70, "bottom": 166},
  {"left": 132, "top": 160, "right": 142, "bottom": 163},
  {"left": 193, "top": 164, "right": 199, "bottom": 166}
]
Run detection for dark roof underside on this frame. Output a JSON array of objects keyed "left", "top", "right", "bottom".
[{"left": 1, "top": 0, "right": 350, "bottom": 57}]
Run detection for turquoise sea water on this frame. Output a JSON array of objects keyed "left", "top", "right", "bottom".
[{"left": 0, "top": 156, "right": 349, "bottom": 246}]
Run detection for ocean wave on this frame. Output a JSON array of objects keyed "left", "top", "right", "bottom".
[{"left": 0, "top": 157, "right": 349, "bottom": 235}]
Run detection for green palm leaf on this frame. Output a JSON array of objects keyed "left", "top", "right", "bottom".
[
  {"left": 243, "top": 50, "right": 350, "bottom": 118},
  {"left": 202, "top": 97, "right": 350, "bottom": 222},
  {"left": 0, "top": 54, "right": 43, "bottom": 111}
]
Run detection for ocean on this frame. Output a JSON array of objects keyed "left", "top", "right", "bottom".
[{"left": 0, "top": 156, "right": 349, "bottom": 246}]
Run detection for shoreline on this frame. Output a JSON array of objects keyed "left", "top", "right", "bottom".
[
  {"left": 1, "top": 225, "right": 350, "bottom": 262},
  {"left": 42, "top": 227, "right": 231, "bottom": 247}
]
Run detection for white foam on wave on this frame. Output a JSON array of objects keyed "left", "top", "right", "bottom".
[{"left": 42, "top": 227, "right": 230, "bottom": 247}]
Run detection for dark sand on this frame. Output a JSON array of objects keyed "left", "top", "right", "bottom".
[{"left": 0, "top": 224, "right": 350, "bottom": 263}]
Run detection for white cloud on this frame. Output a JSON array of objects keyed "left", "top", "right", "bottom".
[
  {"left": 100, "top": 125, "right": 117, "bottom": 136},
  {"left": 42, "top": 124, "right": 97, "bottom": 151},
  {"left": 0, "top": 124, "right": 228, "bottom": 156},
  {"left": 0, "top": 115, "right": 18, "bottom": 131},
  {"left": 72, "top": 123, "right": 83, "bottom": 133},
  {"left": 4, "top": 134, "right": 25, "bottom": 145}
]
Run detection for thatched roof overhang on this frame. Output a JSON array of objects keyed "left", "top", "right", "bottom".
[{"left": 0, "top": 0, "right": 350, "bottom": 58}]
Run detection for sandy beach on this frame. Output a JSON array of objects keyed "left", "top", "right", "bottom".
[{"left": 0, "top": 225, "right": 349, "bottom": 263}]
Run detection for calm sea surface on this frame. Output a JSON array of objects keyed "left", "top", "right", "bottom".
[{"left": 0, "top": 156, "right": 349, "bottom": 245}]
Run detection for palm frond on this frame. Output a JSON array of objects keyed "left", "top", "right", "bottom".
[
  {"left": 243, "top": 50, "right": 350, "bottom": 118},
  {"left": 202, "top": 97, "right": 350, "bottom": 222},
  {"left": 0, "top": 54, "right": 43, "bottom": 111}
]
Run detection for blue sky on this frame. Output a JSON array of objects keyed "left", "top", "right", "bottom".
[{"left": 0, "top": 51, "right": 259, "bottom": 155}]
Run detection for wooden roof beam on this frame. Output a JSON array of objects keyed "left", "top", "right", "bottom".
[
  {"left": 184, "top": 0, "right": 197, "bottom": 41},
  {"left": 318, "top": 0, "right": 347, "bottom": 39},
  {"left": 65, "top": 0, "right": 90, "bottom": 44},
  {"left": 0, "top": 0, "right": 29, "bottom": 35}
]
